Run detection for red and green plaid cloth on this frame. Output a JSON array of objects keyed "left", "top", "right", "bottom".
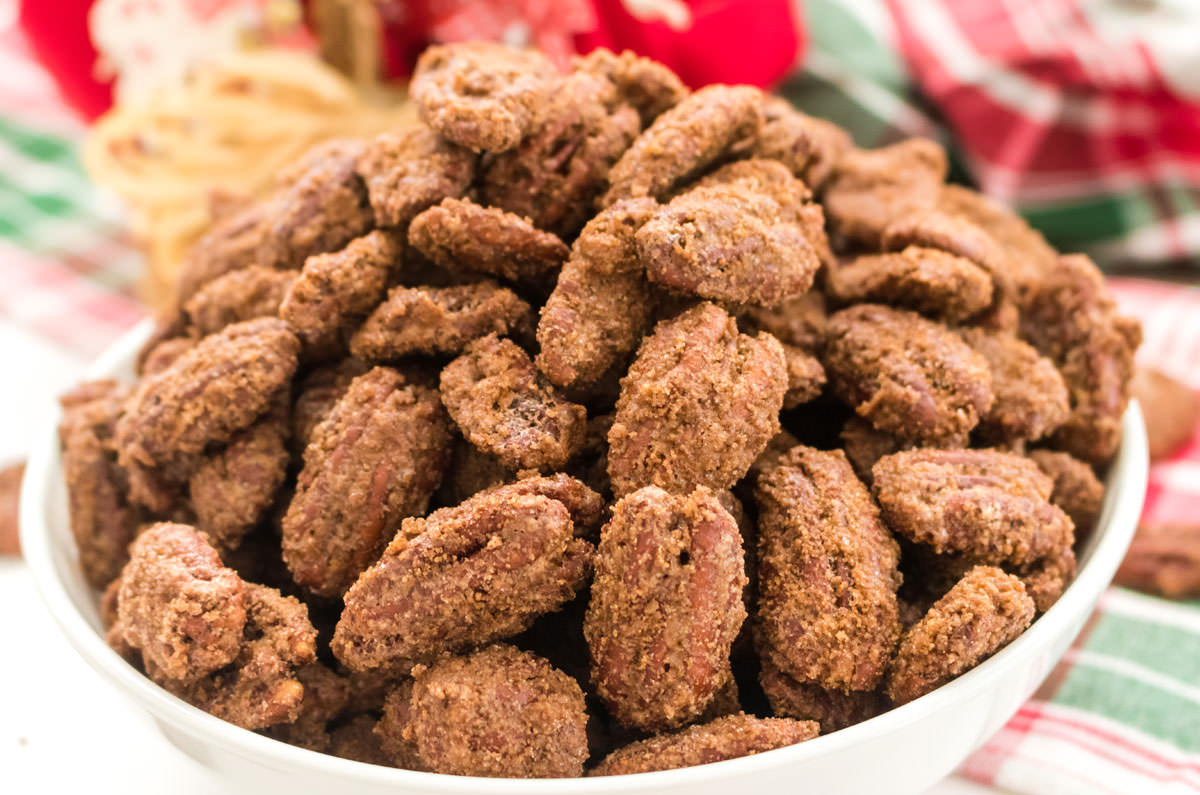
[{"left": 4, "top": 5, "right": 1200, "bottom": 792}]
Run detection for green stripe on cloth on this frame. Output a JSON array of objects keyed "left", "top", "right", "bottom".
[
  {"left": 1053, "top": 656, "right": 1200, "bottom": 753},
  {"left": 1022, "top": 192, "right": 1157, "bottom": 253},
  {"left": 0, "top": 116, "right": 79, "bottom": 165},
  {"left": 1085, "top": 612, "right": 1200, "bottom": 687}
]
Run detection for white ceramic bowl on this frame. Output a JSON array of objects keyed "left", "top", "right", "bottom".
[{"left": 21, "top": 320, "right": 1149, "bottom": 795}]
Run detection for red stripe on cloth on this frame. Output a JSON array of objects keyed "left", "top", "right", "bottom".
[
  {"left": 1022, "top": 703, "right": 1200, "bottom": 777},
  {"left": 963, "top": 734, "right": 1130, "bottom": 795}
]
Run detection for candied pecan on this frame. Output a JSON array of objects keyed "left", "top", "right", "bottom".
[
  {"left": 183, "top": 265, "right": 296, "bottom": 337},
  {"left": 411, "top": 43, "right": 555, "bottom": 153},
  {"left": 873, "top": 449, "right": 1072, "bottom": 566},
  {"left": 408, "top": 198, "right": 568, "bottom": 284},
  {"left": 440, "top": 334, "right": 587, "bottom": 472},
  {"left": 0, "top": 463, "right": 21, "bottom": 557},
  {"left": 376, "top": 645, "right": 589, "bottom": 777},
  {"left": 115, "top": 318, "right": 298, "bottom": 496},
  {"left": 357, "top": 126, "right": 476, "bottom": 229},
  {"left": 752, "top": 97, "right": 851, "bottom": 190},
  {"left": 150, "top": 582, "right": 317, "bottom": 730},
  {"left": 589, "top": 713, "right": 818, "bottom": 776},
  {"left": 821, "top": 139, "right": 947, "bottom": 247},
  {"left": 140, "top": 337, "right": 196, "bottom": 378},
  {"left": 536, "top": 198, "right": 659, "bottom": 390},
  {"left": 279, "top": 229, "right": 402, "bottom": 358},
  {"left": 961, "top": 327, "right": 1070, "bottom": 444},
  {"left": 608, "top": 302, "right": 787, "bottom": 496},
  {"left": 740, "top": 291, "right": 828, "bottom": 351},
  {"left": 331, "top": 482, "right": 593, "bottom": 674},
  {"left": 585, "top": 486, "right": 746, "bottom": 731},
  {"left": 116, "top": 523, "right": 247, "bottom": 682},
  {"left": 189, "top": 398, "right": 290, "bottom": 551},
  {"left": 886, "top": 566, "right": 1034, "bottom": 704},
  {"left": 282, "top": 367, "right": 451, "bottom": 596},
  {"left": 176, "top": 201, "right": 273, "bottom": 303},
  {"left": 638, "top": 183, "right": 820, "bottom": 307},
  {"left": 481, "top": 71, "right": 640, "bottom": 238},
  {"left": 289, "top": 357, "right": 370, "bottom": 454},
  {"left": 827, "top": 247, "right": 993, "bottom": 324},
  {"left": 1028, "top": 449, "right": 1104, "bottom": 536},
  {"left": 604, "top": 84, "right": 763, "bottom": 205},
  {"left": 781, "top": 344, "right": 826, "bottom": 408},
  {"left": 135, "top": 312, "right": 188, "bottom": 374},
  {"left": 759, "top": 657, "right": 885, "bottom": 733},
  {"left": 1115, "top": 524, "right": 1200, "bottom": 599},
  {"left": 255, "top": 141, "right": 373, "bottom": 270},
  {"left": 572, "top": 47, "right": 687, "bottom": 125},
  {"left": 1021, "top": 254, "right": 1141, "bottom": 463},
  {"left": 351, "top": 281, "right": 533, "bottom": 361},
  {"left": 823, "top": 304, "right": 993, "bottom": 444},
  {"left": 59, "top": 380, "right": 139, "bottom": 586},
  {"left": 1133, "top": 367, "right": 1199, "bottom": 461},
  {"left": 839, "top": 416, "right": 902, "bottom": 486},
  {"left": 755, "top": 446, "right": 901, "bottom": 692}
]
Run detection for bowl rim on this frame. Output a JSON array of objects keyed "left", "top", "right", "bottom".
[{"left": 19, "top": 319, "right": 1150, "bottom": 792}]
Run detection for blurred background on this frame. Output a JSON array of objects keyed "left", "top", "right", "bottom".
[{"left": 1, "top": 1, "right": 1198, "bottom": 793}]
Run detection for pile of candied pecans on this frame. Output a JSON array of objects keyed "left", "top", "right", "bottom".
[{"left": 59, "top": 42, "right": 1140, "bottom": 778}]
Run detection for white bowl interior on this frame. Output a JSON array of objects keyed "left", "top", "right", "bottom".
[{"left": 19, "top": 320, "right": 1150, "bottom": 795}]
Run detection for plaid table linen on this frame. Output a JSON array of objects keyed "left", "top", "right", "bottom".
[{"left": 2, "top": 13, "right": 1199, "bottom": 794}]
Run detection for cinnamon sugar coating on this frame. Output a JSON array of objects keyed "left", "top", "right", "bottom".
[
  {"left": 411, "top": 43, "right": 556, "bottom": 153},
  {"left": 357, "top": 126, "right": 476, "bottom": 229},
  {"left": 536, "top": 198, "right": 660, "bottom": 390},
  {"left": 585, "top": 486, "right": 746, "bottom": 731},
  {"left": 376, "top": 645, "right": 588, "bottom": 777},
  {"left": 351, "top": 281, "right": 533, "bottom": 361},
  {"left": 408, "top": 198, "right": 569, "bottom": 284},
  {"left": 116, "top": 523, "right": 247, "bottom": 681},
  {"left": 589, "top": 713, "right": 818, "bottom": 776},
  {"left": 886, "top": 566, "right": 1034, "bottom": 704},
  {"left": 440, "top": 334, "right": 587, "bottom": 472},
  {"left": 823, "top": 304, "right": 993, "bottom": 444},
  {"left": 608, "top": 302, "right": 787, "bottom": 496},
  {"left": 282, "top": 367, "right": 451, "bottom": 596},
  {"left": 755, "top": 446, "right": 901, "bottom": 692},
  {"left": 873, "top": 449, "right": 1073, "bottom": 566},
  {"left": 332, "top": 482, "right": 593, "bottom": 674},
  {"left": 604, "top": 84, "right": 763, "bottom": 205},
  {"left": 59, "top": 379, "right": 138, "bottom": 587}
]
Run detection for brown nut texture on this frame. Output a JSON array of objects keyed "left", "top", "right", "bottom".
[
  {"left": 536, "top": 198, "right": 660, "bottom": 390},
  {"left": 282, "top": 366, "right": 451, "bottom": 596},
  {"left": 872, "top": 448, "right": 1073, "bottom": 566},
  {"left": 827, "top": 247, "right": 993, "bottom": 324},
  {"left": 411, "top": 43, "right": 556, "bottom": 153},
  {"left": 608, "top": 302, "right": 787, "bottom": 496},
  {"left": 357, "top": 126, "right": 476, "bottom": 229},
  {"left": 589, "top": 713, "right": 818, "bottom": 776},
  {"left": 961, "top": 327, "right": 1070, "bottom": 444},
  {"left": 149, "top": 582, "right": 317, "bottom": 730},
  {"left": 758, "top": 656, "right": 885, "bottom": 733},
  {"left": 351, "top": 281, "right": 533, "bottom": 361},
  {"left": 331, "top": 482, "right": 593, "bottom": 674},
  {"left": 440, "top": 334, "right": 587, "bottom": 472},
  {"left": 823, "top": 304, "right": 993, "bottom": 444},
  {"left": 117, "top": 523, "right": 248, "bottom": 682},
  {"left": 376, "top": 645, "right": 589, "bottom": 778},
  {"left": 585, "top": 486, "right": 747, "bottom": 732},
  {"left": 59, "top": 379, "right": 139, "bottom": 587},
  {"left": 755, "top": 445, "right": 901, "bottom": 693},
  {"left": 408, "top": 197, "right": 568, "bottom": 284},
  {"left": 604, "top": 84, "right": 763, "bottom": 204},
  {"left": 886, "top": 566, "right": 1034, "bottom": 705}
]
